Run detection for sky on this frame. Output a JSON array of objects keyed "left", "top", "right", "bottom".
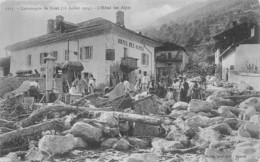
[{"left": 0, "top": 0, "right": 211, "bottom": 58}]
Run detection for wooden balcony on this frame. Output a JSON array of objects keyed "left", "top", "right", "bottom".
[
  {"left": 120, "top": 57, "right": 138, "bottom": 73},
  {"left": 156, "top": 55, "right": 182, "bottom": 62}
]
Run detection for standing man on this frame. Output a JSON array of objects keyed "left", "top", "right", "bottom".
[
  {"left": 225, "top": 68, "right": 229, "bottom": 82},
  {"left": 123, "top": 76, "right": 130, "bottom": 93},
  {"left": 141, "top": 71, "right": 150, "bottom": 92},
  {"left": 88, "top": 74, "right": 95, "bottom": 93},
  {"left": 180, "top": 77, "right": 189, "bottom": 102},
  {"left": 135, "top": 70, "right": 142, "bottom": 93},
  {"left": 115, "top": 72, "right": 120, "bottom": 85}
]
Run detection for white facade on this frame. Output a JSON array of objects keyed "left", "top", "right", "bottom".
[{"left": 9, "top": 27, "right": 160, "bottom": 87}]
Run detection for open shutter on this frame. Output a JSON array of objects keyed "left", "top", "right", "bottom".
[
  {"left": 80, "top": 47, "right": 82, "bottom": 60},
  {"left": 40, "top": 53, "right": 43, "bottom": 65}
]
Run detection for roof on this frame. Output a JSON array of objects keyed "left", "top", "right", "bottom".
[
  {"left": 6, "top": 17, "right": 161, "bottom": 51},
  {"left": 55, "top": 61, "right": 84, "bottom": 71},
  {"left": 155, "top": 42, "right": 187, "bottom": 53}
]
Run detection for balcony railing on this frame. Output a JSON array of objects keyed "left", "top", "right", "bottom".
[
  {"left": 156, "top": 55, "right": 182, "bottom": 62},
  {"left": 120, "top": 57, "right": 138, "bottom": 72}
]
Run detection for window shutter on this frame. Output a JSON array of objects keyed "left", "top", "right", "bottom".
[
  {"left": 40, "top": 53, "right": 43, "bottom": 65},
  {"left": 80, "top": 47, "right": 82, "bottom": 60},
  {"left": 90, "top": 46, "right": 93, "bottom": 59}
]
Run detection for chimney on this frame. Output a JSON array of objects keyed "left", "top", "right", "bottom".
[
  {"left": 47, "top": 19, "right": 55, "bottom": 34},
  {"left": 116, "top": 11, "right": 124, "bottom": 27},
  {"left": 55, "top": 15, "right": 64, "bottom": 30}
]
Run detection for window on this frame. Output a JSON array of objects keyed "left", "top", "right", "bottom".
[
  {"left": 168, "top": 53, "right": 171, "bottom": 59},
  {"left": 83, "top": 46, "right": 93, "bottom": 60},
  {"left": 141, "top": 53, "right": 149, "bottom": 66},
  {"left": 106, "top": 49, "right": 115, "bottom": 60},
  {"left": 51, "top": 51, "right": 58, "bottom": 61},
  {"left": 65, "top": 50, "right": 69, "bottom": 61},
  {"left": 124, "top": 47, "right": 128, "bottom": 57},
  {"left": 40, "top": 53, "right": 48, "bottom": 65},
  {"left": 27, "top": 55, "right": 32, "bottom": 66}
]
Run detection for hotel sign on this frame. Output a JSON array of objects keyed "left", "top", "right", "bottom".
[{"left": 118, "top": 38, "right": 144, "bottom": 51}]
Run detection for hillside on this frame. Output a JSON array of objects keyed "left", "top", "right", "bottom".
[{"left": 141, "top": 0, "right": 260, "bottom": 69}]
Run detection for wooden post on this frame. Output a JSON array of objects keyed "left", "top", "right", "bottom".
[{"left": 44, "top": 54, "right": 56, "bottom": 103}]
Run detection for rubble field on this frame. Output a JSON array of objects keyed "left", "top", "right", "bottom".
[{"left": 0, "top": 77, "right": 260, "bottom": 162}]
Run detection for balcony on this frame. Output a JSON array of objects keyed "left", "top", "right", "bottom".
[
  {"left": 120, "top": 57, "right": 138, "bottom": 73},
  {"left": 156, "top": 55, "right": 182, "bottom": 62}
]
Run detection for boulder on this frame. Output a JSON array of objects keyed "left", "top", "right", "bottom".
[
  {"left": 70, "top": 122, "right": 102, "bottom": 143},
  {"left": 38, "top": 134, "right": 75, "bottom": 154},
  {"left": 164, "top": 100, "right": 176, "bottom": 108},
  {"left": 208, "top": 123, "right": 233, "bottom": 135},
  {"left": 113, "top": 138, "right": 130, "bottom": 151},
  {"left": 232, "top": 140, "right": 260, "bottom": 162},
  {"left": 172, "top": 102, "right": 189, "bottom": 110},
  {"left": 250, "top": 115, "right": 260, "bottom": 125},
  {"left": 0, "top": 153, "right": 20, "bottom": 162},
  {"left": 223, "top": 118, "right": 243, "bottom": 130},
  {"left": 237, "top": 80, "right": 253, "bottom": 91},
  {"left": 128, "top": 137, "right": 150, "bottom": 148},
  {"left": 127, "top": 153, "right": 159, "bottom": 162},
  {"left": 169, "top": 110, "right": 187, "bottom": 118},
  {"left": 165, "top": 131, "right": 188, "bottom": 146},
  {"left": 159, "top": 104, "right": 170, "bottom": 115},
  {"left": 206, "top": 96, "right": 235, "bottom": 107},
  {"left": 239, "top": 97, "right": 260, "bottom": 112},
  {"left": 101, "top": 138, "right": 118, "bottom": 149},
  {"left": 199, "top": 129, "right": 221, "bottom": 142},
  {"left": 188, "top": 99, "right": 217, "bottom": 113},
  {"left": 185, "top": 115, "right": 209, "bottom": 128},
  {"left": 74, "top": 137, "right": 88, "bottom": 149},
  {"left": 243, "top": 106, "right": 257, "bottom": 120},
  {"left": 205, "top": 148, "right": 232, "bottom": 162},
  {"left": 238, "top": 122, "right": 260, "bottom": 139},
  {"left": 218, "top": 107, "right": 237, "bottom": 118},
  {"left": 98, "top": 113, "right": 118, "bottom": 128},
  {"left": 152, "top": 138, "right": 183, "bottom": 151},
  {"left": 25, "top": 148, "right": 49, "bottom": 162}
]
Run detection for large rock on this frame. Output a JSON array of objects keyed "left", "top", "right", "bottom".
[
  {"left": 0, "top": 153, "right": 19, "bottom": 162},
  {"left": 250, "top": 115, "right": 260, "bottom": 125},
  {"left": 223, "top": 118, "right": 243, "bottom": 130},
  {"left": 232, "top": 140, "right": 260, "bottom": 162},
  {"left": 206, "top": 96, "right": 235, "bottom": 107},
  {"left": 128, "top": 137, "right": 150, "bottom": 148},
  {"left": 188, "top": 99, "right": 217, "bottom": 113},
  {"left": 169, "top": 110, "right": 188, "bottom": 118},
  {"left": 98, "top": 113, "right": 118, "bottom": 128},
  {"left": 74, "top": 137, "right": 88, "bottom": 149},
  {"left": 38, "top": 134, "right": 75, "bottom": 154},
  {"left": 205, "top": 148, "right": 232, "bottom": 162},
  {"left": 25, "top": 148, "right": 49, "bottom": 162},
  {"left": 243, "top": 106, "right": 257, "bottom": 120},
  {"left": 218, "top": 108, "right": 237, "bottom": 118},
  {"left": 101, "top": 138, "right": 118, "bottom": 149},
  {"left": 238, "top": 122, "right": 260, "bottom": 139},
  {"left": 185, "top": 115, "right": 209, "bottom": 128},
  {"left": 127, "top": 153, "right": 159, "bottom": 162},
  {"left": 207, "top": 123, "right": 233, "bottom": 135},
  {"left": 113, "top": 138, "right": 130, "bottom": 151},
  {"left": 164, "top": 100, "right": 176, "bottom": 108},
  {"left": 239, "top": 97, "right": 260, "bottom": 112},
  {"left": 172, "top": 102, "right": 189, "bottom": 110},
  {"left": 165, "top": 131, "right": 188, "bottom": 146},
  {"left": 152, "top": 138, "right": 183, "bottom": 151},
  {"left": 70, "top": 122, "right": 102, "bottom": 143},
  {"left": 237, "top": 80, "right": 253, "bottom": 91},
  {"left": 199, "top": 129, "right": 221, "bottom": 142}
]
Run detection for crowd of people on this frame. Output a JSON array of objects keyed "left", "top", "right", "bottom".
[
  {"left": 69, "top": 74, "right": 96, "bottom": 95},
  {"left": 131, "top": 70, "right": 207, "bottom": 103},
  {"left": 68, "top": 70, "right": 207, "bottom": 104}
]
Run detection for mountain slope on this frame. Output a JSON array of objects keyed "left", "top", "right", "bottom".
[{"left": 141, "top": 0, "right": 260, "bottom": 68}]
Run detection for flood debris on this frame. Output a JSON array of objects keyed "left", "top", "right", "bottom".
[{"left": 1, "top": 76, "right": 260, "bottom": 162}]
